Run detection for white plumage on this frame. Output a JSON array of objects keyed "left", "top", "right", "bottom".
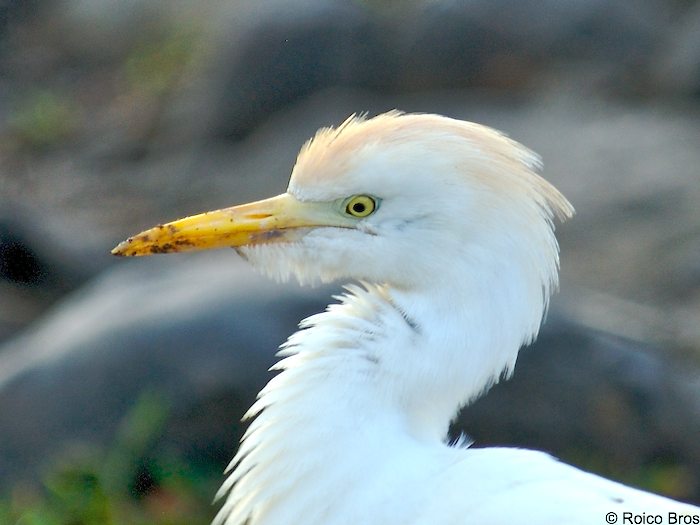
[{"left": 113, "top": 112, "right": 700, "bottom": 525}]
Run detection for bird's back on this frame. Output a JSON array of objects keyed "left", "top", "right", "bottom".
[{"left": 398, "top": 447, "right": 699, "bottom": 525}]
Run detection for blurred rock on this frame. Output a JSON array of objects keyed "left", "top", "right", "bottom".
[
  {"left": 207, "top": 0, "right": 672, "bottom": 138},
  {"left": 460, "top": 317, "right": 700, "bottom": 500},
  {"left": 48, "top": 0, "right": 197, "bottom": 62},
  {"left": 0, "top": 251, "right": 698, "bottom": 501},
  {"left": 208, "top": 0, "right": 380, "bottom": 139},
  {"left": 0, "top": 218, "right": 49, "bottom": 288},
  {"left": 0, "top": 1, "right": 31, "bottom": 43},
  {"left": 650, "top": 2, "right": 700, "bottom": 97},
  {"left": 1, "top": 0, "right": 689, "bottom": 174},
  {"left": 386, "top": 0, "right": 667, "bottom": 92},
  {"left": 0, "top": 253, "right": 332, "bottom": 492},
  {"left": 0, "top": 202, "right": 108, "bottom": 343}
]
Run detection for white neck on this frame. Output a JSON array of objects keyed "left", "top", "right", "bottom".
[
  {"left": 214, "top": 249, "right": 551, "bottom": 525},
  {"left": 385, "top": 251, "right": 547, "bottom": 442}
]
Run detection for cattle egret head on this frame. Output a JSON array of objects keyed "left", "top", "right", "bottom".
[{"left": 114, "top": 112, "right": 572, "bottom": 328}]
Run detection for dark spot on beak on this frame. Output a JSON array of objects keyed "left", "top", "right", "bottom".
[
  {"left": 148, "top": 243, "right": 174, "bottom": 254},
  {"left": 173, "top": 238, "right": 195, "bottom": 247}
]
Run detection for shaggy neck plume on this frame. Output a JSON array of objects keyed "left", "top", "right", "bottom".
[{"left": 213, "top": 246, "right": 552, "bottom": 525}]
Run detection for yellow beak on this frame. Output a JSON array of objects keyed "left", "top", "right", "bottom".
[{"left": 111, "top": 193, "right": 352, "bottom": 257}]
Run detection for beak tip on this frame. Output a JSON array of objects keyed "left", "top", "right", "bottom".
[{"left": 111, "top": 238, "right": 134, "bottom": 256}]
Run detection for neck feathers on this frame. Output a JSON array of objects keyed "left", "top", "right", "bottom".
[
  {"left": 214, "top": 260, "right": 555, "bottom": 524},
  {"left": 213, "top": 284, "right": 407, "bottom": 525}
]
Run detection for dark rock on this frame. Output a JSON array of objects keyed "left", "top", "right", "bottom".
[
  {"left": 650, "top": 2, "right": 700, "bottom": 97},
  {"left": 0, "top": 220, "right": 49, "bottom": 287},
  {"left": 46, "top": 0, "right": 172, "bottom": 63},
  {"left": 386, "top": 0, "right": 667, "bottom": 91},
  {"left": 0, "top": 253, "right": 332, "bottom": 491},
  {"left": 0, "top": 0, "right": 38, "bottom": 47},
  {"left": 210, "top": 0, "right": 380, "bottom": 140},
  {"left": 0, "top": 203, "right": 101, "bottom": 290},
  {"left": 0, "top": 202, "right": 108, "bottom": 343},
  {"left": 206, "top": 0, "right": 670, "bottom": 139},
  {"left": 461, "top": 316, "right": 700, "bottom": 500}
]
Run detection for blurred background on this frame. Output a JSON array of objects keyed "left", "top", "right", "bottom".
[{"left": 1, "top": 0, "right": 699, "bottom": 523}]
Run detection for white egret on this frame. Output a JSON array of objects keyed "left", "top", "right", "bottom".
[{"left": 113, "top": 112, "right": 700, "bottom": 525}]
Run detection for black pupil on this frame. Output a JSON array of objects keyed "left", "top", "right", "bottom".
[{"left": 352, "top": 202, "right": 366, "bottom": 214}]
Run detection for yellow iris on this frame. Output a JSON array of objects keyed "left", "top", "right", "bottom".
[{"left": 344, "top": 195, "right": 376, "bottom": 218}]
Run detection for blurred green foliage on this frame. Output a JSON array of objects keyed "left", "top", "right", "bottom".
[
  {"left": 0, "top": 392, "right": 219, "bottom": 525},
  {"left": 8, "top": 90, "right": 78, "bottom": 150},
  {"left": 124, "top": 25, "right": 201, "bottom": 98},
  {"left": 1, "top": 391, "right": 694, "bottom": 524},
  {"left": 565, "top": 449, "right": 697, "bottom": 503}
]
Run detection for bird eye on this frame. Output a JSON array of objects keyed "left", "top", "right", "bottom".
[{"left": 345, "top": 195, "right": 376, "bottom": 218}]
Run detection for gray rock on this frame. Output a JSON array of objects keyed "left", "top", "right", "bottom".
[
  {"left": 0, "top": 252, "right": 333, "bottom": 491},
  {"left": 650, "top": 2, "right": 700, "bottom": 97},
  {"left": 0, "top": 202, "right": 108, "bottom": 344},
  {"left": 385, "top": 0, "right": 668, "bottom": 92},
  {"left": 461, "top": 316, "right": 700, "bottom": 493},
  {"left": 208, "top": 0, "right": 380, "bottom": 139},
  {"left": 177, "top": 0, "right": 674, "bottom": 139}
]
